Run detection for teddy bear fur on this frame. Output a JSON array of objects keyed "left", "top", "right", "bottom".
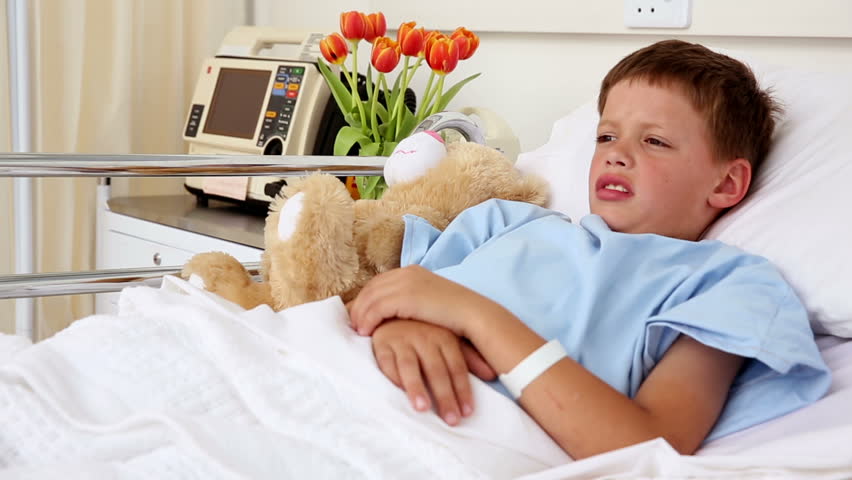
[{"left": 181, "top": 141, "right": 548, "bottom": 312}]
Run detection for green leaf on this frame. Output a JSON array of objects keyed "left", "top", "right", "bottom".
[
  {"left": 396, "top": 108, "right": 419, "bottom": 140},
  {"left": 373, "top": 102, "right": 389, "bottom": 123},
  {"left": 359, "top": 142, "right": 381, "bottom": 156},
  {"left": 433, "top": 72, "right": 481, "bottom": 113},
  {"left": 366, "top": 64, "right": 373, "bottom": 100},
  {"left": 343, "top": 110, "right": 359, "bottom": 128},
  {"left": 345, "top": 102, "right": 368, "bottom": 129},
  {"left": 355, "top": 175, "right": 389, "bottom": 199},
  {"left": 317, "top": 58, "right": 353, "bottom": 115},
  {"left": 373, "top": 177, "right": 389, "bottom": 199},
  {"left": 357, "top": 175, "right": 376, "bottom": 199},
  {"left": 380, "top": 141, "right": 398, "bottom": 156},
  {"left": 387, "top": 68, "right": 405, "bottom": 118},
  {"left": 333, "top": 126, "right": 371, "bottom": 156}
]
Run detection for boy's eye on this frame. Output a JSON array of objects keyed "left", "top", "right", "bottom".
[
  {"left": 596, "top": 134, "right": 615, "bottom": 143},
  {"left": 645, "top": 137, "right": 669, "bottom": 148}
]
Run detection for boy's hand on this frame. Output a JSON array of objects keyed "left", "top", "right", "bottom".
[
  {"left": 348, "top": 265, "right": 487, "bottom": 337},
  {"left": 372, "top": 319, "right": 496, "bottom": 426}
]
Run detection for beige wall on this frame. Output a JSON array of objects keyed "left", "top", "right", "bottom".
[{"left": 255, "top": 0, "right": 852, "bottom": 152}]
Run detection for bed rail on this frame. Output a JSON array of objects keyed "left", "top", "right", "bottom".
[
  {"left": 0, "top": 153, "right": 385, "bottom": 177},
  {"left": 0, "top": 263, "right": 262, "bottom": 299},
  {"left": 0, "top": 153, "right": 379, "bottom": 337},
  {"left": 1, "top": 111, "right": 486, "bottom": 338}
]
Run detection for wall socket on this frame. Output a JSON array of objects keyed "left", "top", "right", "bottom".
[{"left": 624, "top": 0, "right": 692, "bottom": 29}]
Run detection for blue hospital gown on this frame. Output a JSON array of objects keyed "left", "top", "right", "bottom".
[{"left": 399, "top": 199, "right": 831, "bottom": 441}]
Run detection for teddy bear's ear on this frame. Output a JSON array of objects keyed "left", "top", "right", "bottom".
[{"left": 384, "top": 131, "right": 447, "bottom": 187}]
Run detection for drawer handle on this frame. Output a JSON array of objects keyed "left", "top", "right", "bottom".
[{"left": 152, "top": 252, "right": 162, "bottom": 266}]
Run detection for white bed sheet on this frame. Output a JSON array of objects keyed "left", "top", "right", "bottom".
[{"left": 0, "top": 277, "right": 850, "bottom": 479}]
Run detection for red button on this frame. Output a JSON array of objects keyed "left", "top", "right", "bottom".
[{"left": 286, "top": 90, "right": 298, "bottom": 99}]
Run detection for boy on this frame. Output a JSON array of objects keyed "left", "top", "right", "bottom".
[{"left": 347, "top": 40, "right": 830, "bottom": 459}]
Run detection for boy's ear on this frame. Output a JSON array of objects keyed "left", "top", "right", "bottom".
[{"left": 708, "top": 158, "right": 752, "bottom": 209}]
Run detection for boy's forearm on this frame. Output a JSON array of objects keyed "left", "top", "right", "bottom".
[{"left": 463, "top": 300, "right": 672, "bottom": 459}]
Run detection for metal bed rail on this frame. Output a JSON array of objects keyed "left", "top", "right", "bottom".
[
  {"left": 0, "top": 153, "right": 384, "bottom": 301},
  {"left": 0, "top": 263, "right": 262, "bottom": 299},
  {"left": 0, "top": 153, "right": 385, "bottom": 177},
  {"left": 0, "top": 112, "right": 485, "bottom": 334}
]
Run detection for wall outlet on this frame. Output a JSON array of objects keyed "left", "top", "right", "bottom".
[{"left": 624, "top": 0, "right": 692, "bottom": 29}]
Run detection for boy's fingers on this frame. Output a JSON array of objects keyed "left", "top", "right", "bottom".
[
  {"left": 461, "top": 342, "right": 497, "bottom": 381},
  {"left": 395, "top": 348, "right": 431, "bottom": 412},
  {"left": 441, "top": 343, "right": 475, "bottom": 418},
  {"left": 373, "top": 343, "right": 402, "bottom": 388},
  {"left": 351, "top": 289, "right": 396, "bottom": 336},
  {"left": 419, "top": 346, "right": 461, "bottom": 426}
]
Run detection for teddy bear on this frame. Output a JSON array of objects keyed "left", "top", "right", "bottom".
[{"left": 180, "top": 131, "right": 549, "bottom": 312}]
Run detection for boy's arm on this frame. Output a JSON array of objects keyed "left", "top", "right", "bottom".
[
  {"left": 349, "top": 265, "right": 744, "bottom": 459},
  {"left": 465, "top": 297, "right": 744, "bottom": 459}
]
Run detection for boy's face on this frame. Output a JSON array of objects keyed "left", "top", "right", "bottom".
[{"left": 589, "top": 79, "right": 728, "bottom": 241}]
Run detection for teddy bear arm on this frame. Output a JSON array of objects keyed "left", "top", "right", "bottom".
[
  {"left": 181, "top": 251, "right": 273, "bottom": 310},
  {"left": 493, "top": 173, "right": 550, "bottom": 207},
  {"left": 355, "top": 202, "right": 448, "bottom": 275},
  {"left": 264, "top": 174, "right": 361, "bottom": 310}
]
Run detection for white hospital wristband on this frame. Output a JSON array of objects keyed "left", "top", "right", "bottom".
[{"left": 499, "top": 339, "right": 567, "bottom": 400}]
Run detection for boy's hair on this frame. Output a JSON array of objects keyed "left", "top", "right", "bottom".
[{"left": 598, "top": 39, "right": 782, "bottom": 182}]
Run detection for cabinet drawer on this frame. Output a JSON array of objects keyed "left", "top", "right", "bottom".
[{"left": 104, "top": 230, "right": 198, "bottom": 268}]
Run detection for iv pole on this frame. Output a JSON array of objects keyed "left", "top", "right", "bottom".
[{"left": 7, "top": 0, "right": 35, "bottom": 341}]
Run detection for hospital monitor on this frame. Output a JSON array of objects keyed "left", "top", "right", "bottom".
[{"left": 183, "top": 54, "right": 333, "bottom": 209}]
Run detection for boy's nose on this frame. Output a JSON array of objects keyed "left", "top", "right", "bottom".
[{"left": 605, "top": 145, "right": 634, "bottom": 168}]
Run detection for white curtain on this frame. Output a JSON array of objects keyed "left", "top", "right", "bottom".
[
  {"left": 1, "top": 0, "right": 247, "bottom": 338},
  {"left": 1, "top": 3, "right": 18, "bottom": 335}
]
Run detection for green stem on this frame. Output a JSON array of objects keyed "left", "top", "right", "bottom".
[
  {"left": 416, "top": 70, "right": 437, "bottom": 124},
  {"left": 345, "top": 41, "right": 368, "bottom": 135},
  {"left": 370, "top": 73, "right": 382, "bottom": 142},
  {"left": 429, "top": 75, "right": 446, "bottom": 116},
  {"left": 378, "top": 75, "right": 394, "bottom": 139},
  {"left": 392, "top": 56, "right": 411, "bottom": 140}
]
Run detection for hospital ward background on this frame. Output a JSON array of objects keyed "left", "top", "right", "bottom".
[{"left": 0, "top": 0, "right": 852, "bottom": 478}]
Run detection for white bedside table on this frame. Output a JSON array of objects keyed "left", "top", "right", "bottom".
[{"left": 95, "top": 195, "right": 264, "bottom": 314}]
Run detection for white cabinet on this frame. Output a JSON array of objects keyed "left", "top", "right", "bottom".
[{"left": 96, "top": 197, "right": 264, "bottom": 314}]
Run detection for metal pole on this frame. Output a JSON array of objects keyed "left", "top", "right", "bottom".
[
  {"left": 0, "top": 263, "right": 262, "bottom": 299},
  {"left": 7, "top": 0, "right": 35, "bottom": 341},
  {"left": 0, "top": 153, "right": 386, "bottom": 177}
]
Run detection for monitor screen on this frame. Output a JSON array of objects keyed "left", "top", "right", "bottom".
[{"left": 203, "top": 68, "right": 271, "bottom": 139}]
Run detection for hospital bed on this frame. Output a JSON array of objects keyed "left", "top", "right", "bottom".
[{"left": 1, "top": 68, "right": 852, "bottom": 478}]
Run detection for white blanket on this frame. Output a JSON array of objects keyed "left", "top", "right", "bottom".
[{"left": 1, "top": 277, "right": 851, "bottom": 479}]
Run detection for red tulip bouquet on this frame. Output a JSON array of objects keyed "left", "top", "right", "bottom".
[{"left": 318, "top": 11, "right": 480, "bottom": 199}]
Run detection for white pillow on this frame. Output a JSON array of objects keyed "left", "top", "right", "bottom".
[{"left": 515, "top": 53, "right": 852, "bottom": 338}]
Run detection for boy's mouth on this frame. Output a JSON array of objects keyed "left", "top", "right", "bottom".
[{"left": 595, "top": 175, "right": 633, "bottom": 200}]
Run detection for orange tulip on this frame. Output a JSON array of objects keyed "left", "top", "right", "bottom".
[
  {"left": 423, "top": 30, "right": 443, "bottom": 57},
  {"left": 397, "top": 22, "right": 426, "bottom": 57},
  {"left": 364, "top": 12, "right": 387, "bottom": 43},
  {"left": 319, "top": 33, "right": 348, "bottom": 65},
  {"left": 425, "top": 35, "right": 459, "bottom": 75},
  {"left": 371, "top": 37, "right": 401, "bottom": 73},
  {"left": 340, "top": 11, "right": 368, "bottom": 40},
  {"left": 450, "top": 27, "right": 479, "bottom": 60}
]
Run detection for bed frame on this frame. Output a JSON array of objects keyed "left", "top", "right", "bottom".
[{"left": 0, "top": 112, "right": 485, "bottom": 338}]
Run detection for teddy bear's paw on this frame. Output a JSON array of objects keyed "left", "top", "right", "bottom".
[
  {"left": 277, "top": 191, "right": 305, "bottom": 242},
  {"left": 181, "top": 252, "right": 252, "bottom": 292},
  {"left": 187, "top": 273, "right": 206, "bottom": 289}
]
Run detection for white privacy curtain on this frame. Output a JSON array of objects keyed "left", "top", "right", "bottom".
[{"left": 0, "top": 0, "right": 247, "bottom": 338}]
